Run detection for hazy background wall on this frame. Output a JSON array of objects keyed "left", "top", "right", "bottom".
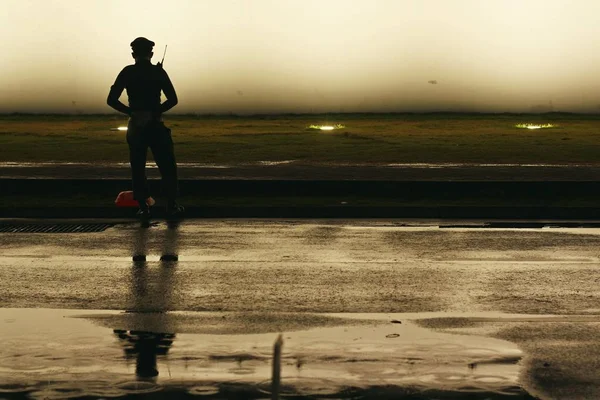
[{"left": 2, "top": 0, "right": 600, "bottom": 114}]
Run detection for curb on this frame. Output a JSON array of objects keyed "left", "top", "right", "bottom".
[{"left": 2, "top": 206, "right": 600, "bottom": 219}]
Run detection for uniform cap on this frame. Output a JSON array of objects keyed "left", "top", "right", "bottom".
[{"left": 130, "top": 37, "right": 155, "bottom": 52}]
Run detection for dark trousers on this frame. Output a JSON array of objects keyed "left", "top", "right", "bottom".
[{"left": 126, "top": 120, "right": 178, "bottom": 204}]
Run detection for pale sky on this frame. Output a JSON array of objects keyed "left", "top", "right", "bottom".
[{"left": 2, "top": 0, "right": 600, "bottom": 114}]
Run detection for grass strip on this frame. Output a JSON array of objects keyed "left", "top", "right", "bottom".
[{"left": 1, "top": 113, "right": 599, "bottom": 164}]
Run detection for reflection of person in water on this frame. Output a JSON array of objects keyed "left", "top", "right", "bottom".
[
  {"left": 113, "top": 220, "right": 181, "bottom": 380},
  {"left": 113, "top": 330, "right": 175, "bottom": 379},
  {"left": 132, "top": 220, "right": 180, "bottom": 263}
]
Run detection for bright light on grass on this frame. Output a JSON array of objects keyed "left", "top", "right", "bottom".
[
  {"left": 307, "top": 124, "right": 346, "bottom": 131},
  {"left": 110, "top": 126, "right": 128, "bottom": 131},
  {"left": 515, "top": 123, "right": 556, "bottom": 130}
]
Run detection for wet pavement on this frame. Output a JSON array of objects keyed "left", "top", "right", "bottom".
[{"left": 1, "top": 219, "right": 600, "bottom": 399}]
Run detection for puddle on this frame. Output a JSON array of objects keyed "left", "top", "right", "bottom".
[{"left": 0, "top": 309, "right": 534, "bottom": 399}]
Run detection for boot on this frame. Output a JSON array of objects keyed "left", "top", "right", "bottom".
[
  {"left": 166, "top": 201, "right": 184, "bottom": 219},
  {"left": 136, "top": 200, "right": 151, "bottom": 219}
]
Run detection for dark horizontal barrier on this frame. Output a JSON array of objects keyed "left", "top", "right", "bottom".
[
  {"left": 4, "top": 179, "right": 600, "bottom": 197},
  {"left": 3, "top": 179, "right": 600, "bottom": 219}
]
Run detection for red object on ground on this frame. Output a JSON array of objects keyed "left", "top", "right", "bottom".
[
  {"left": 115, "top": 191, "right": 155, "bottom": 207},
  {"left": 115, "top": 191, "right": 139, "bottom": 207}
]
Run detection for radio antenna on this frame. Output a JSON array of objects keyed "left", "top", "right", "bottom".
[
  {"left": 157, "top": 45, "right": 168, "bottom": 68},
  {"left": 161, "top": 45, "right": 168, "bottom": 65}
]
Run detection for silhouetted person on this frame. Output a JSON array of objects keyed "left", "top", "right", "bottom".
[{"left": 107, "top": 37, "right": 184, "bottom": 219}]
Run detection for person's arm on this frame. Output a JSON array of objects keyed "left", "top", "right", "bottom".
[
  {"left": 107, "top": 68, "right": 131, "bottom": 116},
  {"left": 159, "top": 69, "right": 178, "bottom": 114}
]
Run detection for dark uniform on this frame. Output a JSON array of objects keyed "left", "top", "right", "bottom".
[{"left": 107, "top": 37, "right": 180, "bottom": 213}]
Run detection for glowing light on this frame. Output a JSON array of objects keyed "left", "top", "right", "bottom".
[
  {"left": 118, "top": 126, "right": 128, "bottom": 131},
  {"left": 515, "top": 123, "right": 556, "bottom": 130},
  {"left": 307, "top": 124, "right": 346, "bottom": 131}
]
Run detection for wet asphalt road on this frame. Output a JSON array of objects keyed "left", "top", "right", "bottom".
[
  {"left": 2, "top": 219, "right": 600, "bottom": 399},
  {"left": 2, "top": 219, "right": 600, "bottom": 313}
]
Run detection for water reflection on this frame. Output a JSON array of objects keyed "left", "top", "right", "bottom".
[
  {"left": 0, "top": 305, "right": 540, "bottom": 399},
  {"left": 114, "top": 220, "right": 181, "bottom": 381},
  {"left": 131, "top": 219, "right": 180, "bottom": 264},
  {"left": 129, "top": 220, "right": 180, "bottom": 312},
  {"left": 112, "top": 330, "right": 175, "bottom": 379}
]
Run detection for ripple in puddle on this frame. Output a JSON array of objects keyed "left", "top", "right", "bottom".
[
  {"left": 30, "top": 384, "right": 87, "bottom": 400},
  {"left": 188, "top": 385, "right": 220, "bottom": 396},
  {"left": 115, "top": 380, "right": 162, "bottom": 394},
  {"left": 439, "top": 374, "right": 469, "bottom": 382},
  {"left": 418, "top": 372, "right": 470, "bottom": 384},
  {"left": 0, "top": 381, "right": 37, "bottom": 393},
  {"left": 228, "top": 366, "right": 256, "bottom": 375},
  {"left": 474, "top": 375, "right": 510, "bottom": 384},
  {"left": 257, "top": 377, "right": 343, "bottom": 397}
]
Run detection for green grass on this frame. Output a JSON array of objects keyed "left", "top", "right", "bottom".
[{"left": 1, "top": 113, "right": 600, "bottom": 164}]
